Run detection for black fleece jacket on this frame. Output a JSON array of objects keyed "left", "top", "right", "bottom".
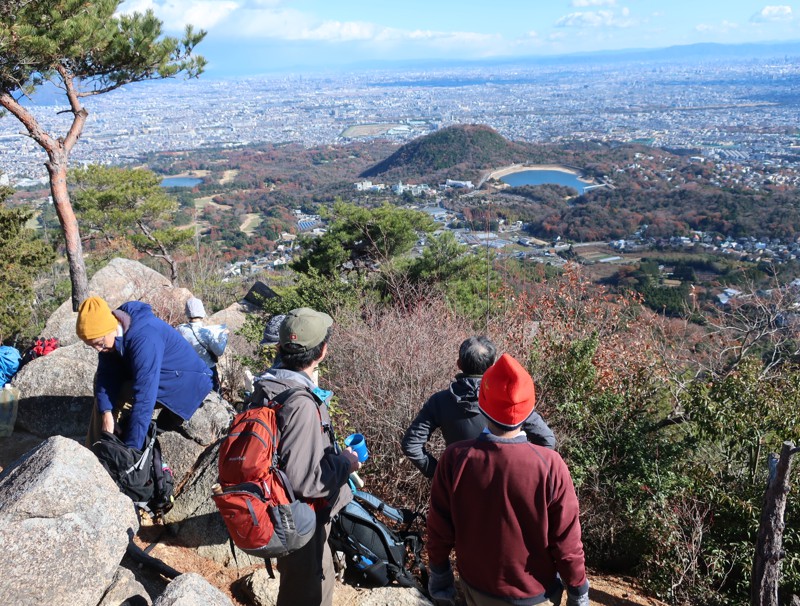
[{"left": 401, "top": 374, "right": 556, "bottom": 478}]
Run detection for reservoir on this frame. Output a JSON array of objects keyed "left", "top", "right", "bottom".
[
  {"left": 161, "top": 176, "right": 202, "bottom": 188},
  {"left": 500, "top": 169, "right": 590, "bottom": 193}
]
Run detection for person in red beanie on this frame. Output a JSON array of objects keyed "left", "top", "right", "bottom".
[{"left": 426, "top": 353, "right": 589, "bottom": 606}]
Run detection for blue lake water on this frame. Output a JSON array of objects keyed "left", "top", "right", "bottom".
[
  {"left": 500, "top": 169, "right": 590, "bottom": 193},
  {"left": 160, "top": 176, "right": 202, "bottom": 188}
]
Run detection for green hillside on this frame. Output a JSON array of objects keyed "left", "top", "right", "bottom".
[{"left": 361, "top": 124, "right": 529, "bottom": 181}]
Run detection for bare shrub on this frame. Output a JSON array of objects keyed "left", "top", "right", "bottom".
[
  {"left": 180, "top": 245, "right": 247, "bottom": 312},
  {"left": 324, "top": 297, "right": 473, "bottom": 510}
]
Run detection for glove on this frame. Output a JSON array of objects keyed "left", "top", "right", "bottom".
[
  {"left": 566, "top": 580, "right": 590, "bottom": 606},
  {"left": 428, "top": 562, "right": 456, "bottom": 606}
]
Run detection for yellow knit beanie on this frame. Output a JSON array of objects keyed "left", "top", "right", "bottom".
[{"left": 76, "top": 297, "right": 118, "bottom": 341}]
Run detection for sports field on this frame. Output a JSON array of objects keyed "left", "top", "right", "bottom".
[{"left": 340, "top": 123, "right": 405, "bottom": 138}]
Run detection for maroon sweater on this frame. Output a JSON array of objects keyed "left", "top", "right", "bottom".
[{"left": 427, "top": 432, "right": 588, "bottom": 603}]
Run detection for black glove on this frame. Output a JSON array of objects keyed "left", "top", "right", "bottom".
[{"left": 428, "top": 562, "right": 456, "bottom": 606}]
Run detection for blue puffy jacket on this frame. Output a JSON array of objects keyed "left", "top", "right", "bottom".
[{"left": 95, "top": 301, "right": 213, "bottom": 449}]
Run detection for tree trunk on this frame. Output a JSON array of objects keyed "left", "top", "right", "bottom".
[
  {"left": 0, "top": 86, "right": 90, "bottom": 311},
  {"left": 47, "top": 156, "right": 89, "bottom": 310},
  {"left": 751, "top": 441, "right": 798, "bottom": 606}
]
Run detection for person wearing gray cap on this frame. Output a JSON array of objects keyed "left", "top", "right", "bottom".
[
  {"left": 247, "top": 307, "right": 360, "bottom": 606},
  {"left": 177, "top": 297, "right": 228, "bottom": 392}
]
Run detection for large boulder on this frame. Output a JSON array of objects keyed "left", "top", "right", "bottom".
[
  {"left": 235, "top": 568, "right": 279, "bottom": 606},
  {"left": 0, "top": 436, "right": 139, "bottom": 606},
  {"left": 358, "top": 587, "right": 433, "bottom": 606},
  {"left": 153, "top": 573, "right": 233, "bottom": 606},
  {"left": 45, "top": 258, "right": 192, "bottom": 347},
  {"left": 180, "top": 391, "right": 234, "bottom": 447},
  {"left": 236, "top": 568, "right": 434, "bottom": 606},
  {"left": 97, "top": 567, "right": 152, "bottom": 606},
  {"left": 12, "top": 342, "right": 96, "bottom": 438},
  {"left": 158, "top": 431, "right": 205, "bottom": 491}
]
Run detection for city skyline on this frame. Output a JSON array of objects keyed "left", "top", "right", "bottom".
[{"left": 117, "top": 0, "right": 800, "bottom": 76}]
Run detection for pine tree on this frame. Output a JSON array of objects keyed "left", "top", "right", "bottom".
[
  {"left": 0, "top": 1, "right": 205, "bottom": 310},
  {"left": 0, "top": 184, "right": 55, "bottom": 343},
  {"left": 72, "top": 165, "right": 194, "bottom": 284}
]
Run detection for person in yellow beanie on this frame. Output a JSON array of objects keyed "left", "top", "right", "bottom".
[{"left": 77, "top": 297, "right": 213, "bottom": 450}]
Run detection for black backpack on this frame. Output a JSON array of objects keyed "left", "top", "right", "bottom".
[
  {"left": 328, "top": 489, "right": 426, "bottom": 590},
  {"left": 91, "top": 421, "right": 175, "bottom": 519}
]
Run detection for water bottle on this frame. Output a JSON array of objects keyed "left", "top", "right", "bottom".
[{"left": 0, "top": 384, "right": 20, "bottom": 437}]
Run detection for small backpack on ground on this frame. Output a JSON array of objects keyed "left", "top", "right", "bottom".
[
  {"left": 212, "top": 387, "right": 317, "bottom": 560},
  {"left": 328, "top": 489, "right": 426, "bottom": 590},
  {"left": 91, "top": 421, "right": 175, "bottom": 519},
  {"left": 0, "top": 345, "right": 21, "bottom": 386},
  {"left": 20, "top": 337, "right": 59, "bottom": 368}
]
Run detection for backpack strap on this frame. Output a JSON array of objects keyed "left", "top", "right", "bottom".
[
  {"left": 188, "top": 324, "right": 218, "bottom": 364},
  {"left": 352, "top": 490, "right": 409, "bottom": 525}
]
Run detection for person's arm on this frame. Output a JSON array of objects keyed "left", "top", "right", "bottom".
[
  {"left": 401, "top": 398, "right": 440, "bottom": 478},
  {"left": 547, "top": 455, "right": 588, "bottom": 595},
  {"left": 94, "top": 352, "right": 119, "bottom": 415},
  {"left": 124, "top": 331, "right": 164, "bottom": 449},
  {"left": 278, "top": 394, "right": 352, "bottom": 500},
  {"left": 426, "top": 449, "right": 456, "bottom": 570},
  {"left": 522, "top": 410, "right": 557, "bottom": 449}
]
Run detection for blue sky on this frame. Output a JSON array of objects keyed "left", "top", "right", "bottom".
[{"left": 117, "top": 1, "right": 800, "bottom": 76}]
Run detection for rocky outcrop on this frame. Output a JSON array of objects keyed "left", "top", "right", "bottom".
[
  {"left": 180, "top": 391, "right": 234, "bottom": 447},
  {"left": 236, "top": 567, "right": 433, "bottom": 606},
  {"left": 44, "top": 258, "right": 192, "bottom": 347},
  {"left": 235, "top": 568, "right": 279, "bottom": 606},
  {"left": 0, "top": 436, "right": 139, "bottom": 606},
  {"left": 153, "top": 573, "right": 233, "bottom": 606},
  {"left": 98, "top": 567, "right": 152, "bottom": 606},
  {"left": 12, "top": 342, "right": 96, "bottom": 438},
  {"left": 359, "top": 587, "right": 433, "bottom": 606},
  {"left": 159, "top": 431, "right": 205, "bottom": 490}
]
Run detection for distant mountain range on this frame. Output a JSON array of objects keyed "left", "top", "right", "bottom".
[{"left": 334, "top": 39, "right": 800, "bottom": 74}]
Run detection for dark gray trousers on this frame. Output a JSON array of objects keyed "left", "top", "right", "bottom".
[{"left": 276, "top": 520, "right": 334, "bottom": 606}]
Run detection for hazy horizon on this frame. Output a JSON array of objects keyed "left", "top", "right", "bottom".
[{"left": 117, "top": 1, "right": 800, "bottom": 77}]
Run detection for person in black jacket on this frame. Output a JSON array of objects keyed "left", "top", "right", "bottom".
[{"left": 401, "top": 336, "right": 556, "bottom": 478}]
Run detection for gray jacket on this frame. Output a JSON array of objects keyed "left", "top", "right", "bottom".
[
  {"left": 250, "top": 367, "right": 352, "bottom": 517},
  {"left": 401, "top": 374, "right": 556, "bottom": 478}
]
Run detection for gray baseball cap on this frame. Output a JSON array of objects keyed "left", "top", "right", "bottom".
[{"left": 279, "top": 308, "right": 333, "bottom": 351}]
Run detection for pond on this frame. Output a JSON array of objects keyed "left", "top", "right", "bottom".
[
  {"left": 160, "top": 176, "right": 202, "bottom": 188},
  {"left": 500, "top": 169, "right": 591, "bottom": 193}
]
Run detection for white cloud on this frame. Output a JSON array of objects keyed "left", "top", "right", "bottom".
[
  {"left": 750, "top": 5, "right": 793, "bottom": 22},
  {"left": 116, "top": 0, "right": 239, "bottom": 31},
  {"left": 555, "top": 9, "right": 635, "bottom": 28},
  {"left": 571, "top": 0, "right": 616, "bottom": 6},
  {"left": 695, "top": 20, "right": 740, "bottom": 33},
  {"left": 115, "top": 0, "right": 518, "bottom": 57}
]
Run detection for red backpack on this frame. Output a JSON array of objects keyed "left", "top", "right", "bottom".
[{"left": 213, "top": 387, "right": 316, "bottom": 559}]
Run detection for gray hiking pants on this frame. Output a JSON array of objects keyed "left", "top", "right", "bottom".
[{"left": 276, "top": 520, "right": 333, "bottom": 606}]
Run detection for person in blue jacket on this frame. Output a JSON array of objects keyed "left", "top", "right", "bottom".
[{"left": 77, "top": 296, "right": 213, "bottom": 450}]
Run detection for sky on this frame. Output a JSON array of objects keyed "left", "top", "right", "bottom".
[{"left": 116, "top": 1, "right": 800, "bottom": 76}]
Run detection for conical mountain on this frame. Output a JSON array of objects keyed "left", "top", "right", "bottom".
[{"left": 361, "top": 124, "right": 530, "bottom": 182}]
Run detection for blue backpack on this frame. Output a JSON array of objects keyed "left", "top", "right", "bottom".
[
  {"left": 328, "top": 489, "right": 426, "bottom": 590},
  {"left": 0, "top": 346, "right": 21, "bottom": 386}
]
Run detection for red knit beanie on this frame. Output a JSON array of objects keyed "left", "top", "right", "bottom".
[{"left": 478, "top": 353, "right": 536, "bottom": 429}]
